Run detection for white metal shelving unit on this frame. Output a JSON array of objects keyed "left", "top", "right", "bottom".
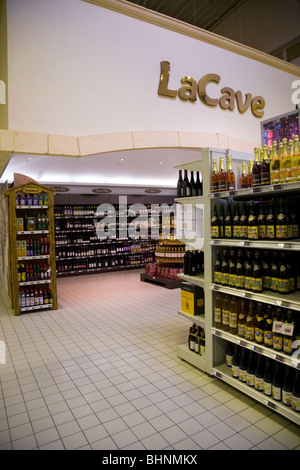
[{"left": 174, "top": 147, "right": 300, "bottom": 426}]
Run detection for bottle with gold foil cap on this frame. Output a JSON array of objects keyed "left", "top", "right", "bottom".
[
  {"left": 252, "top": 147, "right": 261, "bottom": 186},
  {"left": 280, "top": 138, "right": 291, "bottom": 183},
  {"left": 240, "top": 162, "right": 248, "bottom": 188},
  {"left": 218, "top": 156, "right": 227, "bottom": 191},
  {"left": 247, "top": 160, "right": 253, "bottom": 187},
  {"left": 210, "top": 158, "right": 219, "bottom": 192},
  {"left": 261, "top": 144, "right": 270, "bottom": 185},
  {"left": 227, "top": 156, "right": 235, "bottom": 190},
  {"left": 294, "top": 135, "right": 300, "bottom": 181},
  {"left": 270, "top": 141, "right": 280, "bottom": 184}
]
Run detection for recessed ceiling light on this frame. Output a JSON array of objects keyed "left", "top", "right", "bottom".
[
  {"left": 92, "top": 188, "right": 112, "bottom": 193},
  {"left": 145, "top": 189, "right": 161, "bottom": 194}
]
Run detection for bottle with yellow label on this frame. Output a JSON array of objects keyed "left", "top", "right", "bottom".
[
  {"left": 294, "top": 135, "right": 300, "bottom": 182},
  {"left": 247, "top": 201, "right": 258, "bottom": 240},
  {"left": 280, "top": 138, "right": 291, "bottom": 183},
  {"left": 276, "top": 199, "right": 288, "bottom": 240}
]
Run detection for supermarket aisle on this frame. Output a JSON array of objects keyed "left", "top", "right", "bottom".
[{"left": 0, "top": 270, "right": 299, "bottom": 450}]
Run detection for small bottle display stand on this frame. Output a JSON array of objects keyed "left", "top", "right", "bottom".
[
  {"left": 141, "top": 239, "right": 185, "bottom": 289},
  {"left": 5, "top": 183, "right": 58, "bottom": 315},
  {"left": 174, "top": 147, "right": 300, "bottom": 426}
]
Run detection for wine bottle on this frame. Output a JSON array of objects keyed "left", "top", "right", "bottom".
[
  {"left": 211, "top": 205, "right": 220, "bottom": 239},
  {"left": 224, "top": 202, "right": 232, "bottom": 239},
  {"left": 255, "top": 303, "right": 265, "bottom": 344},
  {"left": 239, "top": 203, "right": 248, "bottom": 239},
  {"left": 263, "top": 358, "right": 273, "bottom": 396},
  {"left": 266, "top": 200, "right": 276, "bottom": 240},
  {"left": 276, "top": 199, "right": 288, "bottom": 240},
  {"left": 278, "top": 251, "right": 290, "bottom": 295},
  {"left": 244, "top": 250, "right": 253, "bottom": 291},
  {"left": 238, "top": 299, "right": 247, "bottom": 338},
  {"left": 239, "top": 348, "right": 249, "bottom": 383},
  {"left": 232, "top": 203, "right": 240, "bottom": 239},
  {"left": 261, "top": 145, "right": 270, "bottom": 185},
  {"left": 182, "top": 170, "right": 192, "bottom": 197},
  {"left": 221, "top": 294, "right": 230, "bottom": 332},
  {"left": 195, "top": 171, "right": 203, "bottom": 196},
  {"left": 210, "top": 158, "right": 219, "bottom": 193},
  {"left": 263, "top": 305, "right": 274, "bottom": 348},
  {"left": 252, "top": 251, "right": 263, "bottom": 293},
  {"left": 188, "top": 324, "right": 197, "bottom": 352},
  {"left": 229, "top": 295, "right": 239, "bottom": 335},
  {"left": 240, "top": 161, "right": 248, "bottom": 189},
  {"left": 272, "top": 362, "right": 284, "bottom": 401},
  {"left": 270, "top": 141, "right": 280, "bottom": 185},
  {"left": 282, "top": 366, "right": 294, "bottom": 407},
  {"left": 283, "top": 309, "right": 294, "bottom": 355},
  {"left": 247, "top": 201, "right": 258, "bottom": 240},
  {"left": 214, "top": 292, "right": 223, "bottom": 330},
  {"left": 262, "top": 250, "right": 271, "bottom": 291},
  {"left": 245, "top": 301, "right": 256, "bottom": 341},
  {"left": 232, "top": 344, "right": 241, "bottom": 379},
  {"left": 226, "top": 341, "right": 234, "bottom": 367},
  {"left": 218, "top": 156, "right": 227, "bottom": 191},
  {"left": 280, "top": 138, "right": 291, "bottom": 184},
  {"left": 220, "top": 248, "right": 229, "bottom": 286},
  {"left": 247, "top": 351, "right": 257, "bottom": 387},
  {"left": 190, "top": 171, "right": 198, "bottom": 197},
  {"left": 293, "top": 135, "right": 300, "bottom": 182},
  {"left": 273, "top": 307, "right": 283, "bottom": 352},
  {"left": 270, "top": 251, "right": 279, "bottom": 293},
  {"left": 235, "top": 249, "right": 245, "bottom": 290},
  {"left": 177, "top": 170, "right": 183, "bottom": 198},
  {"left": 292, "top": 369, "right": 300, "bottom": 412},
  {"left": 255, "top": 354, "right": 265, "bottom": 392},
  {"left": 252, "top": 147, "right": 261, "bottom": 186},
  {"left": 228, "top": 249, "right": 236, "bottom": 288},
  {"left": 257, "top": 202, "right": 266, "bottom": 239},
  {"left": 227, "top": 156, "right": 235, "bottom": 190}
]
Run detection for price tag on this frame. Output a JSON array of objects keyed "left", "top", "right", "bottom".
[
  {"left": 212, "top": 285, "right": 220, "bottom": 291},
  {"left": 252, "top": 187, "right": 261, "bottom": 193},
  {"left": 273, "top": 184, "right": 282, "bottom": 191},
  {"left": 215, "top": 330, "right": 222, "bottom": 337},
  {"left": 229, "top": 191, "right": 236, "bottom": 196},
  {"left": 214, "top": 371, "right": 222, "bottom": 379},
  {"left": 214, "top": 193, "right": 221, "bottom": 198},
  {"left": 281, "top": 300, "right": 290, "bottom": 308},
  {"left": 239, "top": 241, "right": 251, "bottom": 247},
  {"left": 275, "top": 354, "right": 285, "bottom": 363},
  {"left": 266, "top": 401, "right": 277, "bottom": 410},
  {"left": 239, "top": 340, "right": 247, "bottom": 347},
  {"left": 254, "top": 346, "right": 262, "bottom": 353},
  {"left": 243, "top": 292, "right": 252, "bottom": 299}
]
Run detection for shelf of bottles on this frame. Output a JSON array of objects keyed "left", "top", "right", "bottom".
[
  {"left": 5, "top": 184, "right": 57, "bottom": 315},
  {"left": 54, "top": 204, "right": 160, "bottom": 276},
  {"left": 208, "top": 137, "right": 300, "bottom": 423}
]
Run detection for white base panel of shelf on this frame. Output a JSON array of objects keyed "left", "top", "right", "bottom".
[
  {"left": 177, "top": 272, "right": 205, "bottom": 287},
  {"left": 177, "top": 344, "right": 207, "bottom": 373},
  {"left": 212, "top": 363, "right": 300, "bottom": 426}
]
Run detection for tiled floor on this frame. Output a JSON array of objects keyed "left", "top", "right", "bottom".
[{"left": 0, "top": 269, "right": 299, "bottom": 450}]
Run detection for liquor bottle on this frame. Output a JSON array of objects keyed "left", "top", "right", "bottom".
[
  {"left": 251, "top": 251, "right": 263, "bottom": 293},
  {"left": 227, "top": 156, "right": 235, "bottom": 190},
  {"left": 263, "top": 358, "right": 273, "bottom": 397},
  {"left": 245, "top": 250, "right": 253, "bottom": 291},
  {"left": 273, "top": 307, "right": 283, "bottom": 352},
  {"left": 247, "top": 161, "right": 253, "bottom": 188},
  {"left": 292, "top": 369, "right": 300, "bottom": 412},
  {"left": 252, "top": 147, "right": 261, "bottom": 186},
  {"left": 247, "top": 201, "right": 258, "bottom": 240},
  {"left": 232, "top": 203, "right": 240, "bottom": 239},
  {"left": 211, "top": 205, "right": 220, "bottom": 238},
  {"left": 266, "top": 200, "right": 276, "bottom": 240},
  {"left": 200, "top": 329, "right": 205, "bottom": 355},
  {"left": 290, "top": 203, "right": 299, "bottom": 239},
  {"left": 226, "top": 341, "right": 234, "bottom": 367},
  {"left": 276, "top": 199, "right": 288, "bottom": 240},
  {"left": 182, "top": 170, "right": 192, "bottom": 197},
  {"left": 195, "top": 171, "right": 203, "bottom": 196},
  {"left": 210, "top": 159, "right": 219, "bottom": 193},
  {"left": 270, "top": 141, "right": 280, "bottom": 185},
  {"left": 239, "top": 348, "right": 249, "bottom": 383},
  {"left": 177, "top": 170, "right": 183, "bottom": 198},
  {"left": 228, "top": 248, "right": 236, "bottom": 288},
  {"left": 235, "top": 249, "right": 245, "bottom": 289},
  {"left": 282, "top": 366, "right": 294, "bottom": 407},
  {"left": 247, "top": 351, "right": 257, "bottom": 387},
  {"left": 224, "top": 203, "right": 232, "bottom": 238},
  {"left": 294, "top": 135, "right": 300, "bottom": 182},
  {"left": 283, "top": 309, "right": 294, "bottom": 355},
  {"left": 255, "top": 354, "right": 265, "bottom": 392},
  {"left": 190, "top": 171, "right": 198, "bottom": 197},
  {"left": 239, "top": 203, "right": 248, "bottom": 239},
  {"left": 270, "top": 251, "right": 279, "bottom": 293},
  {"left": 245, "top": 301, "right": 256, "bottom": 341},
  {"left": 188, "top": 324, "right": 197, "bottom": 352},
  {"left": 290, "top": 139, "right": 297, "bottom": 182},
  {"left": 257, "top": 202, "right": 266, "bottom": 239},
  {"left": 262, "top": 250, "right": 270, "bottom": 291},
  {"left": 214, "top": 292, "right": 223, "bottom": 330},
  {"left": 280, "top": 138, "right": 292, "bottom": 184},
  {"left": 220, "top": 248, "right": 229, "bottom": 286},
  {"left": 255, "top": 303, "right": 265, "bottom": 344},
  {"left": 231, "top": 344, "right": 241, "bottom": 379},
  {"left": 219, "top": 205, "right": 225, "bottom": 238},
  {"left": 214, "top": 248, "right": 222, "bottom": 284},
  {"left": 278, "top": 252, "right": 290, "bottom": 295},
  {"left": 272, "top": 362, "right": 284, "bottom": 401},
  {"left": 240, "top": 161, "right": 248, "bottom": 189},
  {"left": 229, "top": 295, "right": 240, "bottom": 335},
  {"left": 261, "top": 145, "right": 270, "bottom": 185},
  {"left": 218, "top": 156, "right": 227, "bottom": 191},
  {"left": 221, "top": 294, "right": 230, "bottom": 331},
  {"left": 263, "top": 305, "right": 274, "bottom": 348},
  {"left": 238, "top": 299, "right": 247, "bottom": 338}
]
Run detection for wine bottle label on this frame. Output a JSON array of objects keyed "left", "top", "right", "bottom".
[
  {"left": 248, "top": 226, "right": 258, "bottom": 239},
  {"left": 258, "top": 225, "right": 266, "bottom": 238},
  {"left": 272, "top": 385, "right": 282, "bottom": 401},
  {"left": 263, "top": 381, "right": 272, "bottom": 396},
  {"left": 226, "top": 354, "right": 233, "bottom": 367},
  {"left": 252, "top": 277, "right": 263, "bottom": 292},
  {"left": 276, "top": 225, "right": 288, "bottom": 239},
  {"left": 238, "top": 324, "right": 245, "bottom": 337},
  {"left": 194, "top": 340, "right": 199, "bottom": 354},
  {"left": 228, "top": 274, "right": 236, "bottom": 287},
  {"left": 266, "top": 225, "right": 275, "bottom": 239},
  {"left": 273, "top": 336, "right": 283, "bottom": 350},
  {"left": 244, "top": 276, "right": 252, "bottom": 290},
  {"left": 255, "top": 376, "right": 264, "bottom": 391},
  {"left": 214, "top": 307, "right": 221, "bottom": 323},
  {"left": 283, "top": 337, "right": 293, "bottom": 354},
  {"left": 255, "top": 328, "right": 264, "bottom": 343},
  {"left": 221, "top": 273, "right": 228, "bottom": 285},
  {"left": 247, "top": 372, "right": 255, "bottom": 387},
  {"left": 229, "top": 312, "right": 237, "bottom": 329},
  {"left": 232, "top": 365, "right": 239, "bottom": 378},
  {"left": 270, "top": 277, "right": 278, "bottom": 291},
  {"left": 245, "top": 326, "right": 255, "bottom": 341},
  {"left": 233, "top": 226, "right": 240, "bottom": 238},
  {"left": 200, "top": 344, "right": 205, "bottom": 355},
  {"left": 282, "top": 390, "right": 292, "bottom": 406},
  {"left": 277, "top": 279, "right": 290, "bottom": 294},
  {"left": 218, "top": 181, "right": 227, "bottom": 190},
  {"left": 293, "top": 225, "right": 299, "bottom": 238},
  {"left": 224, "top": 226, "right": 232, "bottom": 238},
  {"left": 211, "top": 226, "right": 220, "bottom": 238},
  {"left": 214, "top": 271, "right": 221, "bottom": 283},
  {"left": 239, "top": 226, "right": 248, "bottom": 238},
  {"left": 292, "top": 395, "right": 300, "bottom": 411},
  {"left": 264, "top": 332, "right": 273, "bottom": 347},
  {"left": 222, "top": 309, "right": 229, "bottom": 327},
  {"left": 263, "top": 275, "right": 270, "bottom": 290},
  {"left": 239, "top": 369, "right": 247, "bottom": 382}
]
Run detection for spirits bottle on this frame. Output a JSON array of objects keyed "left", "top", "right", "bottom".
[
  {"left": 218, "top": 156, "right": 227, "bottom": 191},
  {"left": 270, "top": 141, "right": 280, "bottom": 184},
  {"left": 247, "top": 351, "right": 257, "bottom": 387},
  {"left": 272, "top": 362, "right": 284, "bottom": 401},
  {"left": 238, "top": 347, "right": 249, "bottom": 383},
  {"left": 282, "top": 366, "right": 294, "bottom": 407},
  {"left": 247, "top": 201, "right": 258, "bottom": 240},
  {"left": 210, "top": 158, "right": 219, "bottom": 193},
  {"left": 211, "top": 205, "right": 220, "bottom": 239},
  {"left": 263, "top": 358, "right": 273, "bottom": 397},
  {"left": 240, "top": 161, "right": 248, "bottom": 189},
  {"left": 231, "top": 344, "right": 241, "bottom": 379},
  {"left": 252, "top": 147, "right": 261, "bottom": 186},
  {"left": 255, "top": 354, "right": 265, "bottom": 392},
  {"left": 227, "top": 156, "right": 235, "bottom": 190},
  {"left": 292, "top": 369, "right": 300, "bottom": 412},
  {"left": 261, "top": 145, "right": 270, "bottom": 185},
  {"left": 263, "top": 305, "right": 274, "bottom": 348},
  {"left": 224, "top": 203, "right": 232, "bottom": 238},
  {"left": 232, "top": 203, "right": 240, "bottom": 239},
  {"left": 226, "top": 341, "right": 234, "bottom": 367}
]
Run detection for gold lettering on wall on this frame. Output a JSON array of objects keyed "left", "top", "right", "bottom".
[{"left": 158, "top": 61, "right": 265, "bottom": 118}]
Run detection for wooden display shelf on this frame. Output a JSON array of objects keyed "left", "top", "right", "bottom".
[{"left": 140, "top": 272, "right": 182, "bottom": 289}]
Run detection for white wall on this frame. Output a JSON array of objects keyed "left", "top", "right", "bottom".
[{"left": 6, "top": 0, "right": 299, "bottom": 143}]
